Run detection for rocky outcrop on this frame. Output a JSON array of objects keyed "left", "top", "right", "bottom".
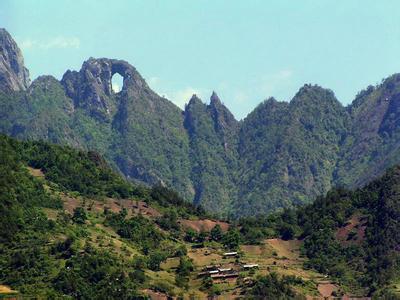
[
  {"left": 0, "top": 28, "right": 30, "bottom": 91},
  {"left": 61, "top": 57, "right": 148, "bottom": 120},
  {"left": 208, "top": 91, "right": 239, "bottom": 153}
]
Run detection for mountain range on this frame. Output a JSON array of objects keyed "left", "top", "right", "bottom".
[{"left": 2, "top": 27, "right": 400, "bottom": 217}]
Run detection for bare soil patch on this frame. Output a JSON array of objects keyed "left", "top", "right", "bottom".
[
  {"left": 335, "top": 214, "right": 367, "bottom": 245},
  {"left": 142, "top": 289, "right": 169, "bottom": 300},
  {"left": 317, "top": 283, "right": 337, "bottom": 297},
  {"left": 179, "top": 219, "right": 229, "bottom": 233}
]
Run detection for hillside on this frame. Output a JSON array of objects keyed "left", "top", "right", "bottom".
[
  {"left": 3, "top": 134, "right": 400, "bottom": 298},
  {"left": 3, "top": 28, "right": 400, "bottom": 217},
  {"left": 0, "top": 134, "right": 340, "bottom": 299},
  {"left": 266, "top": 165, "right": 400, "bottom": 298}
]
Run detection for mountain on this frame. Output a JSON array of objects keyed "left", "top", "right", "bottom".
[
  {"left": 2, "top": 28, "right": 400, "bottom": 217},
  {"left": 184, "top": 92, "right": 239, "bottom": 212},
  {"left": 336, "top": 74, "right": 400, "bottom": 188},
  {"left": 0, "top": 28, "right": 30, "bottom": 91},
  {"left": 236, "top": 86, "right": 349, "bottom": 215}
]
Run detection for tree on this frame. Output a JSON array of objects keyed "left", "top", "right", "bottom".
[
  {"left": 222, "top": 228, "right": 241, "bottom": 250},
  {"left": 279, "top": 223, "right": 295, "bottom": 240},
  {"left": 210, "top": 224, "right": 223, "bottom": 242},
  {"left": 72, "top": 207, "right": 87, "bottom": 224},
  {"left": 184, "top": 229, "right": 198, "bottom": 243},
  {"left": 250, "top": 273, "right": 300, "bottom": 299},
  {"left": 148, "top": 251, "right": 166, "bottom": 271}
]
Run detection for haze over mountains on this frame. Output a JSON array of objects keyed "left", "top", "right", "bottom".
[{"left": 2, "top": 27, "right": 400, "bottom": 216}]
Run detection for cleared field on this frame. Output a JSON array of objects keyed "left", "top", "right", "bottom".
[
  {"left": 335, "top": 214, "right": 367, "bottom": 245},
  {"left": 187, "top": 247, "right": 225, "bottom": 267},
  {"left": 265, "top": 238, "right": 302, "bottom": 260},
  {"left": 179, "top": 219, "right": 229, "bottom": 233},
  {"left": 27, "top": 167, "right": 45, "bottom": 178}
]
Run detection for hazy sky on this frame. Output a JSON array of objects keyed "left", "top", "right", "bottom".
[{"left": 3, "top": 0, "right": 400, "bottom": 119}]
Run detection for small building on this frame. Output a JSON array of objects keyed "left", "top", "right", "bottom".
[
  {"left": 197, "top": 269, "right": 220, "bottom": 278},
  {"left": 218, "top": 268, "right": 233, "bottom": 273},
  {"left": 204, "top": 264, "right": 220, "bottom": 271},
  {"left": 242, "top": 264, "right": 259, "bottom": 270},
  {"left": 223, "top": 251, "right": 238, "bottom": 258}
]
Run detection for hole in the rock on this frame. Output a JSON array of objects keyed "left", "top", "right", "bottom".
[{"left": 111, "top": 73, "right": 123, "bottom": 93}]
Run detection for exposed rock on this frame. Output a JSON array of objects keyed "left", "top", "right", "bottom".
[
  {"left": 208, "top": 91, "right": 239, "bottom": 146},
  {"left": 61, "top": 57, "right": 148, "bottom": 120},
  {"left": 0, "top": 28, "right": 30, "bottom": 91}
]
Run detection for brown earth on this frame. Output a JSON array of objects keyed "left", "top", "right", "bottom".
[
  {"left": 61, "top": 194, "right": 161, "bottom": 218},
  {"left": 142, "top": 289, "right": 169, "bottom": 300},
  {"left": 335, "top": 214, "right": 367, "bottom": 245},
  {"left": 178, "top": 219, "right": 229, "bottom": 233},
  {"left": 317, "top": 282, "right": 337, "bottom": 298}
]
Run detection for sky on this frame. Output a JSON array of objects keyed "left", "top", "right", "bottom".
[{"left": 2, "top": 0, "right": 400, "bottom": 119}]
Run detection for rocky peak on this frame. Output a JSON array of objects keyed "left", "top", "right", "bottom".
[
  {"left": 61, "top": 57, "right": 148, "bottom": 120},
  {"left": 186, "top": 94, "right": 203, "bottom": 107},
  {"left": 210, "top": 91, "right": 222, "bottom": 105},
  {"left": 0, "top": 28, "right": 30, "bottom": 91},
  {"left": 208, "top": 91, "right": 238, "bottom": 131}
]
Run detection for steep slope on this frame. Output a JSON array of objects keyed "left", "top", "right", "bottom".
[
  {"left": 236, "top": 86, "right": 349, "bottom": 216},
  {"left": 4, "top": 27, "right": 400, "bottom": 217},
  {"left": 336, "top": 74, "right": 400, "bottom": 188},
  {"left": 270, "top": 164, "right": 400, "bottom": 297},
  {"left": 0, "top": 28, "right": 30, "bottom": 91},
  {"left": 0, "top": 31, "right": 195, "bottom": 203},
  {"left": 183, "top": 93, "right": 238, "bottom": 213}
]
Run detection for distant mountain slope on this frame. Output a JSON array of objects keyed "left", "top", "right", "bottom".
[
  {"left": 236, "top": 86, "right": 349, "bottom": 215},
  {"left": 267, "top": 164, "right": 400, "bottom": 297},
  {"left": 2, "top": 28, "right": 400, "bottom": 216}
]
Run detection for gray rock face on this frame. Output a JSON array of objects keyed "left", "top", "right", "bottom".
[
  {"left": 61, "top": 57, "right": 148, "bottom": 120},
  {"left": 0, "top": 28, "right": 30, "bottom": 91}
]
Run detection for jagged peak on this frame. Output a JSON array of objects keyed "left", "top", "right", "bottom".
[
  {"left": 186, "top": 94, "right": 204, "bottom": 106},
  {"left": 210, "top": 91, "right": 221, "bottom": 105}
]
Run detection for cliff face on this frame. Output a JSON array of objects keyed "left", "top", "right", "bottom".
[
  {"left": 61, "top": 58, "right": 149, "bottom": 121},
  {"left": 0, "top": 29, "right": 30, "bottom": 91}
]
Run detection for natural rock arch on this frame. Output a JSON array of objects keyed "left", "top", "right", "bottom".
[{"left": 61, "top": 57, "right": 148, "bottom": 120}]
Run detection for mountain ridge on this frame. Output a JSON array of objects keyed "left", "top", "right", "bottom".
[{"left": 2, "top": 28, "right": 400, "bottom": 216}]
